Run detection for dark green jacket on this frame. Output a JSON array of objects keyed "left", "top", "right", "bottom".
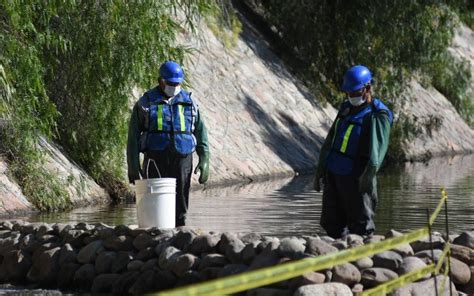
[
  {"left": 127, "top": 87, "right": 209, "bottom": 183},
  {"left": 316, "top": 101, "right": 391, "bottom": 177}
]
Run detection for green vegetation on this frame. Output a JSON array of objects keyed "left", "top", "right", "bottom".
[
  {"left": 245, "top": 0, "right": 473, "bottom": 161},
  {"left": 0, "top": 1, "right": 216, "bottom": 210}
]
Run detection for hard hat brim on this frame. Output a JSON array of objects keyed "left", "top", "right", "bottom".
[{"left": 164, "top": 77, "right": 184, "bottom": 83}]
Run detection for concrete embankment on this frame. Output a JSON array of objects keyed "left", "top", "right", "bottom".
[{"left": 0, "top": 220, "right": 473, "bottom": 295}]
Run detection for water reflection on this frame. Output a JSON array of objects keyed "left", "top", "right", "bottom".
[{"left": 12, "top": 154, "right": 474, "bottom": 237}]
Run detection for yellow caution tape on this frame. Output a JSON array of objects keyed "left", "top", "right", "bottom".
[
  {"left": 156, "top": 228, "right": 429, "bottom": 296},
  {"left": 155, "top": 193, "right": 448, "bottom": 296},
  {"left": 362, "top": 243, "right": 451, "bottom": 296},
  {"left": 429, "top": 190, "right": 447, "bottom": 226},
  {"left": 361, "top": 264, "right": 436, "bottom": 296}
]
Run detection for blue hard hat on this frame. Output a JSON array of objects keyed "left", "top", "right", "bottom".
[
  {"left": 159, "top": 61, "right": 184, "bottom": 83},
  {"left": 341, "top": 65, "right": 372, "bottom": 92}
]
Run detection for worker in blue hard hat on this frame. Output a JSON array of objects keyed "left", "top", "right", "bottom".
[
  {"left": 314, "top": 65, "right": 393, "bottom": 238},
  {"left": 127, "top": 60, "right": 209, "bottom": 227}
]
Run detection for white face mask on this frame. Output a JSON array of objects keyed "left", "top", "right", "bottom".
[
  {"left": 348, "top": 95, "right": 365, "bottom": 106},
  {"left": 164, "top": 85, "right": 181, "bottom": 97}
]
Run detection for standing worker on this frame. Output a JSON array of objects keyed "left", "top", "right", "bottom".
[
  {"left": 127, "top": 60, "right": 209, "bottom": 227},
  {"left": 314, "top": 65, "right": 393, "bottom": 239}
]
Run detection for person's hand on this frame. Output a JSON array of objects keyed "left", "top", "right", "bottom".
[
  {"left": 194, "top": 152, "right": 209, "bottom": 184},
  {"left": 313, "top": 169, "right": 324, "bottom": 192},
  {"left": 359, "top": 166, "right": 376, "bottom": 193}
]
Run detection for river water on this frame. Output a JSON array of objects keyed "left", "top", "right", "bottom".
[{"left": 14, "top": 154, "right": 474, "bottom": 238}]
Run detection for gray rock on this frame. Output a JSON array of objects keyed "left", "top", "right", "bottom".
[
  {"left": 36, "top": 224, "right": 53, "bottom": 237},
  {"left": 189, "top": 234, "right": 220, "bottom": 254},
  {"left": 52, "top": 223, "right": 71, "bottom": 235},
  {"left": 0, "top": 221, "right": 13, "bottom": 230},
  {"left": 410, "top": 234, "right": 445, "bottom": 253},
  {"left": 98, "top": 227, "right": 115, "bottom": 240},
  {"left": 257, "top": 237, "right": 280, "bottom": 253},
  {"left": 154, "top": 269, "right": 178, "bottom": 290},
  {"left": 249, "top": 250, "right": 280, "bottom": 271},
  {"left": 305, "top": 238, "right": 338, "bottom": 256},
  {"left": 391, "top": 243, "right": 414, "bottom": 257},
  {"left": 61, "top": 229, "right": 86, "bottom": 248},
  {"left": 0, "top": 231, "right": 20, "bottom": 255},
  {"left": 175, "top": 228, "right": 198, "bottom": 250},
  {"left": 127, "top": 260, "right": 144, "bottom": 271},
  {"left": 19, "top": 233, "right": 38, "bottom": 253},
  {"left": 346, "top": 234, "right": 364, "bottom": 247},
  {"left": 175, "top": 270, "right": 201, "bottom": 288},
  {"left": 352, "top": 283, "right": 363, "bottom": 295},
  {"left": 332, "top": 263, "right": 361, "bottom": 286},
  {"left": 58, "top": 243, "right": 76, "bottom": 266},
  {"left": 103, "top": 235, "right": 134, "bottom": 251},
  {"left": 73, "top": 263, "right": 96, "bottom": 290},
  {"left": 217, "top": 263, "right": 248, "bottom": 277},
  {"left": 352, "top": 257, "right": 373, "bottom": 270},
  {"left": 240, "top": 233, "right": 263, "bottom": 245},
  {"left": 159, "top": 246, "right": 182, "bottom": 270},
  {"left": 77, "top": 240, "right": 104, "bottom": 264},
  {"left": 360, "top": 267, "right": 398, "bottom": 288},
  {"left": 450, "top": 243, "right": 474, "bottom": 265},
  {"left": 27, "top": 246, "right": 61, "bottom": 284},
  {"left": 154, "top": 240, "right": 173, "bottom": 257},
  {"left": 111, "top": 271, "right": 140, "bottom": 294},
  {"left": 199, "top": 253, "right": 228, "bottom": 270},
  {"left": 293, "top": 282, "right": 352, "bottom": 296},
  {"left": 111, "top": 251, "right": 134, "bottom": 273},
  {"left": 57, "top": 263, "right": 80, "bottom": 288},
  {"left": 247, "top": 288, "right": 290, "bottom": 296},
  {"left": 372, "top": 250, "right": 403, "bottom": 270},
  {"left": 450, "top": 257, "right": 471, "bottom": 285},
  {"left": 331, "top": 240, "right": 348, "bottom": 250},
  {"left": 0, "top": 250, "right": 31, "bottom": 282},
  {"left": 397, "top": 257, "right": 428, "bottom": 276},
  {"left": 460, "top": 265, "right": 474, "bottom": 294},
  {"left": 199, "top": 267, "right": 221, "bottom": 280},
  {"left": 278, "top": 237, "right": 305, "bottom": 259},
  {"left": 75, "top": 222, "right": 93, "bottom": 231},
  {"left": 391, "top": 275, "right": 457, "bottom": 296},
  {"left": 129, "top": 270, "right": 155, "bottom": 294},
  {"left": 385, "top": 229, "right": 403, "bottom": 238},
  {"left": 171, "top": 254, "right": 198, "bottom": 277},
  {"left": 242, "top": 243, "right": 258, "bottom": 264},
  {"left": 219, "top": 232, "right": 245, "bottom": 263},
  {"left": 141, "top": 258, "right": 158, "bottom": 272},
  {"left": 289, "top": 272, "right": 326, "bottom": 290},
  {"left": 453, "top": 232, "right": 474, "bottom": 249},
  {"left": 95, "top": 251, "right": 117, "bottom": 274},
  {"left": 364, "top": 235, "right": 385, "bottom": 244},
  {"left": 133, "top": 233, "right": 155, "bottom": 250},
  {"left": 37, "top": 234, "right": 59, "bottom": 244},
  {"left": 415, "top": 249, "right": 443, "bottom": 264},
  {"left": 91, "top": 273, "right": 120, "bottom": 293},
  {"left": 136, "top": 246, "right": 156, "bottom": 261},
  {"left": 20, "top": 223, "right": 38, "bottom": 235},
  {"left": 319, "top": 236, "right": 335, "bottom": 244},
  {"left": 114, "top": 224, "right": 132, "bottom": 236}
]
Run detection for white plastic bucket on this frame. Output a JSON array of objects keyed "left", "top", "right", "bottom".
[{"left": 135, "top": 178, "right": 176, "bottom": 228}]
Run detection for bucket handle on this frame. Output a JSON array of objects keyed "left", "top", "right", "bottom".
[{"left": 145, "top": 158, "right": 162, "bottom": 179}]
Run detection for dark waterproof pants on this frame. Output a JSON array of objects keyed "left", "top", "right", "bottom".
[
  {"left": 320, "top": 171, "right": 377, "bottom": 239},
  {"left": 144, "top": 149, "right": 193, "bottom": 227}
]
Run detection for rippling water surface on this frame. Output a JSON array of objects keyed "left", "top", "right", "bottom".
[{"left": 16, "top": 154, "right": 474, "bottom": 237}]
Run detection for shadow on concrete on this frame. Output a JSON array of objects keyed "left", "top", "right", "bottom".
[
  {"left": 244, "top": 94, "right": 325, "bottom": 172},
  {"left": 232, "top": 0, "right": 328, "bottom": 111}
]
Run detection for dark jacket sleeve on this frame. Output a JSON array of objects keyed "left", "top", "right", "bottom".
[
  {"left": 367, "top": 111, "right": 392, "bottom": 172},
  {"left": 127, "top": 103, "right": 142, "bottom": 183},
  {"left": 193, "top": 109, "right": 209, "bottom": 155},
  {"left": 315, "top": 117, "right": 338, "bottom": 174}
]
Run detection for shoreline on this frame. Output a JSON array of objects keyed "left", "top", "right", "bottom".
[{"left": 0, "top": 220, "right": 472, "bottom": 295}]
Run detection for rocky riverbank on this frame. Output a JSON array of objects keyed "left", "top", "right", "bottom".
[{"left": 0, "top": 221, "right": 473, "bottom": 295}]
